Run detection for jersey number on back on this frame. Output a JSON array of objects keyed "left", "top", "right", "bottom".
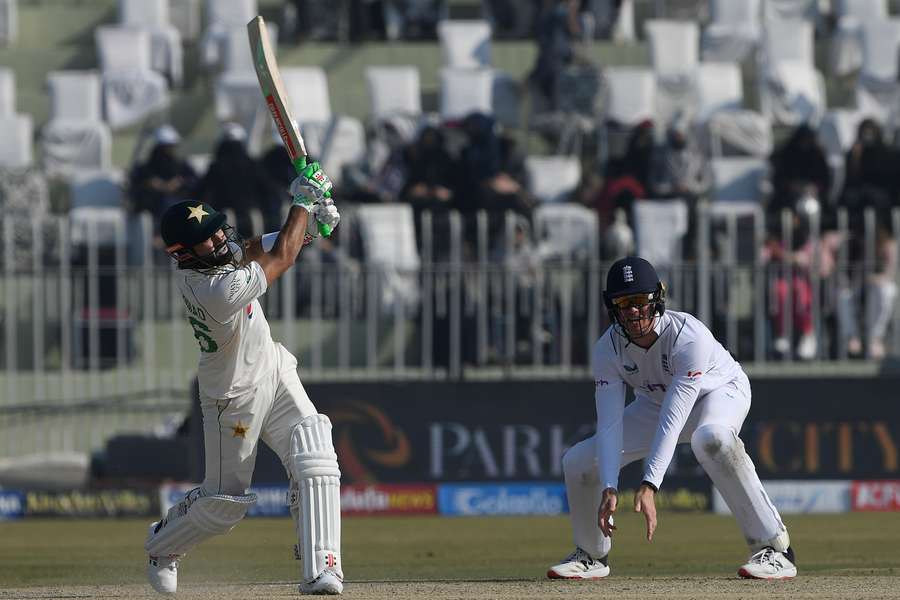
[{"left": 188, "top": 317, "right": 218, "bottom": 353}]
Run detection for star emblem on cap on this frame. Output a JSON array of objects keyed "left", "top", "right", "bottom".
[
  {"left": 231, "top": 420, "right": 249, "bottom": 439},
  {"left": 187, "top": 204, "right": 209, "bottom": 223}
]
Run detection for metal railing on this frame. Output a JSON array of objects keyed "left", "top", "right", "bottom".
[{"left": 1, "top": 203, "right": 897, "bottom": 457}]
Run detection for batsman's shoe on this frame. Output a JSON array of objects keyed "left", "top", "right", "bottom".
[
  {"left": 738, "top": 546, "right": 797, "bottom": 580},
  {"left": 147, "top": 554, "right": 179, "bottom": 594},
  {"left": 547, "top": 547, "right": 610, "bottom": 579},
  {"left": 299, "top": 569, "right": 343, "bottom": 595}
]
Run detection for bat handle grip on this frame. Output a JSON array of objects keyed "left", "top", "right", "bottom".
[{"left": 293, "top": 156, "right": 333, "bottom": 238}]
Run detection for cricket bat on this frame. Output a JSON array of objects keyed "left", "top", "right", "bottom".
[{"left": 247, "top": 16, "right": 332, "bottom": 237}]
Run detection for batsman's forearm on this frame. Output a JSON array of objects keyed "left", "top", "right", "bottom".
[{"left": 271, "top": 205, "right": 310, "bottom": 262}]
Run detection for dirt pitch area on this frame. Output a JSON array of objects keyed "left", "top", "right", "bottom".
[{"left": 1, "top": 576, "right": 897, "bottom": 600}]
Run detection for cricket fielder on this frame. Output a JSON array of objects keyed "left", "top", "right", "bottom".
[
  {"left": 547, "top": 256, "right": 797, "bottom": 580},
  {"left": 144, "top": 162, "right": 343, "bottom": 595}
]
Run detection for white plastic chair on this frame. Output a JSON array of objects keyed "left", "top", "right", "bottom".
[
  {"left": 365, "top": 66, "right": 422, "bottom": 119},
  {"left": 0, "top": 113, "right": 31, "bottom": 167},
  {"left": 118, "top": 0, "right": 183, "bottom": 86},
  {"left": 762, "top": 0, "right": 817, "bottom": 23},
  {"left": 42, "top": 71, "right": 112, "bottom": 175},
  {"left": 702, "top": 0, "right": 761, "bottom": 62},
  {"left": 710, "top": 157, "right": 768, "bottom": 215},
  {"left": 760, "top": 20, "right": 824, "bottom": 126},
  {"left": 281, "top": 67, "right": 333, "bottom": 123},
  {"left": 645, "top": 20, "right": 699, "bottom": 77},
  {"left": 830, "top": 0, "right": 888, "bottom": 76},
  {"left": 0, "top": 67, "right": 13, "bottom": 116},
  {"left": 95, "top": 27, "right": 170, "bottom": 128},
  {"left": 856, "top": 20, "right": 900, "bottom": 125},
  {"left": 633, "top": 199, "right": 689, "bottom": 269},
  {"left": 694, "top": 62, "right": 744, "bottom": 123},
  {"left": 602, "top": 67, "right": 656, "bottom": 125},
  {"left": 214, "top": 25, "right": 276, "bottom": 123},
  {"left": 355, "top": 204, "right": 421, "bottom": 313},
  {"left": 439, "top": 67, "right": 493, "bottom": 121},
  {"left": 438, "top": 20, "right": 491, "bottom": 68},
  {"left": 201, "top": 0, "right": 257, "bottom": 67},
  {"left": 533, "top": 203, "right": 598, "bottom": 261},
  {"left": 524, "top": 155, "right": 582, "bottom": 204}
]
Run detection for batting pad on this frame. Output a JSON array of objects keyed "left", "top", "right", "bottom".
[
  {"left": 290, "top": 413, "right": 342, "bottom": 583},
  {"left": 144, "top": 488, "right": 257, "bottom": 557}
]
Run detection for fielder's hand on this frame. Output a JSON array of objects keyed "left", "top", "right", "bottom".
[
  {"left": 634, "top": 483, "right": 658, "bottom": 542},
  {"left": 289, "top": 161, "right": 333, "bottom": 210},
  {"left": 598, "top": 487, "right": 618, "bottom": 538}
]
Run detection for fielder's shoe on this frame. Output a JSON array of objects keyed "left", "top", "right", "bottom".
[
  {"left": 299, "top": 569, "right": 343, "bottom": 595},
  {"left": 547, "top": 547, "right": 610, "bottom": 579},
  {"left": 738, "top": 546, "right": 797, "bottom": 580}
]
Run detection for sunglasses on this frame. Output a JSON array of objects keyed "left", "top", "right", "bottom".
[{"left": 611, "top": 293, "right": 654, "bottom": 309}]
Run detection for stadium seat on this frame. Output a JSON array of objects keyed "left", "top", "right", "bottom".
[
  {"left": 602, "top": 67, "right": 656, "bottom": 126},
  {"left": 365, "top": 66, "right": 422, "bottom": 120},
  {"left": 118, "top": 0, "right": 183, "bottom": 87},
  {"left": 633, "top": 199, "right": 689, "bottom": 269},
  {"left": 439, "top": 67, "right": 493, "bottom": 121},
  {"left": 645, "top": 20, "right": 699, "bottom": 127},
  {"left": 710, "top": 157, "right": 768, "bottom": 215},
  {"left": 701, "top": 0, "right": 761, "bottom": 62},
  {"left": 41, "top": 71, "right": 112, "bottom": 177},
  {"left": 200, "top": 0, "right": 258, "bottom": 68},
  {"left": 694, "top": 62, "right": 743, "bottom": 121},
  {"left": 533, "top": 203, "right": 598, "bottom": 262},
  {"left": 437, "top": 20, "right": 491, "bottom": 68},
  {"left": 830, "top": 0, "right": 888, "bottom": 77},
  {"left": 355, "top": 204, "right": 421, "bottom": 314},
  {"left": 0, "top": 113, "right": 32, "bottom": 168},
  {"left": 524, "top": 155, "right": 581, "bottom": 204},
  {"left": 759, "top": 20, "right": 825, "bottom": 126},
  {"left": 214, "top": 25, "right": 275, "bottom": 126},
  {"left": 856, "top": 20, "right": 900, "bottom": 126},
  {"left": 762, "top": 0, "right": 818, "bottom": 24},
  {"left": 0, "top": 0, "right": 16, "bottom": 47},
  {"left": 95, "top": 27, "right": 169, "bottom": 129},
  {"left": 282, "top": 66, "right": 332, "bottom": 123},
  {"left": 0, "top": 67, "right": 13, "bottom": 115}
]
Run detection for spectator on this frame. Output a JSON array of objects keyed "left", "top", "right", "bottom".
[
  {"left": 529, "top": 0, "right": 580, "bottom": 112},
  {"left": 835, "top": 118, "right": 899, "bottom": 359},
  {"left": 259, "top": 126, "right": 300, "bottom": 231},
  {"left": 400, "top": 124, "right": 456, "bottom": 211},
  {"left": 195, "top": 123, "right": 270, "bottom": 239},
  {"left": 649, "top": 118, "right": 711, "bottom": 201},
  {"left": 768, "top": 124, "right": 831, "bottom": 220},
  {"left": 453, "top": 113, "right": 530, "bottom": 216},
  {"left": 129, "top": 125, "right": 198, "bottom": 226}
]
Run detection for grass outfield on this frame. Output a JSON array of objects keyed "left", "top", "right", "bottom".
[{"left": 1, "top": 512, "right": 898, "bottom": 598}]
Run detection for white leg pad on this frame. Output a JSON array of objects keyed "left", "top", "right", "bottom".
[
  {"left": 144, "top": 487, "right": 257, "bottom": 557},
  {"left": 290, "top": 413, "right": 342, "bottom": 583}
]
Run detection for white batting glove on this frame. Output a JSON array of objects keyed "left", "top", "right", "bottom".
[
  {"left": 312, "top": 202, "right": 340, "bottom": 231},
  {"left": 289, "top": 161, "right": 333, "bottom": 212}
]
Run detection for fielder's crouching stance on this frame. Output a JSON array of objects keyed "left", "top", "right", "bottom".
[
  {"left": 144, "top": 162, "right": 344, "bottom": 595},
  {"left": 548, "top": 256, "right": 797, "bottom": 581}
]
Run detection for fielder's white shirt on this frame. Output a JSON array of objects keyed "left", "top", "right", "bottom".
[
  {"left": 591, "top": 310, "right": 744, "bottom": 491},
  {"left": 176, "top": 260, "right": 277, "bottom": 399}
]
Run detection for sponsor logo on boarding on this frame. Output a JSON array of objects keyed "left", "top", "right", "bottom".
[
  {"left": 851, "top": 480, "right": 900, "bottom": 511},
  {"left": 438, "top": 483, "right": 568, "bottom": 516},
  {"left": 341, "top": 484, "right": 437, "bottom": 515},
  {"left": 0, "top": 491, "right": 24, "bottom": 520},
  {"left": 713, "top": 481, "right": 851, "bottom": 514}
]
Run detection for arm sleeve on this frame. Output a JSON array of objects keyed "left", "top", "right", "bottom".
[
  {"left": 194, "top": 261, "right": 269, "bottom": 322},
  {"left": 641, "top": 336, "right": 710, "bottom": 489},
  {"left": 592, "top": 337, "right": 627, "bottom": 491}
]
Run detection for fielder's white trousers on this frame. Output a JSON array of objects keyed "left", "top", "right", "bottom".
[
  {"left": 200, "top": 343, "right": 317, "bottom": 495},
  {"left": 563, "top": 374, "right": 788, "bottom": 558}
]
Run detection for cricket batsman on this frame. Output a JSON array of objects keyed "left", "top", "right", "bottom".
[
  {"left": 144, "top": 162, "right": 344, "bottom": 595},
  {"left": 547, "top": 256, "right": 797, "bottom": 580}
]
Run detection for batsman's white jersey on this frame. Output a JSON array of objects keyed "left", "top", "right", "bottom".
[
  {"left": 177, "top": 261, "right": 276, "bottom": 399},
  {"left": 562, "top": 309, "right": 789, "bottom": 560},
  {"left": 592, "top": 309, "right": 744, "bottom": 490}
]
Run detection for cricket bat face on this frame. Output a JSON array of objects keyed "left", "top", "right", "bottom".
[{"left": 247, "top": 16, "right": 306, "bottom": 164}]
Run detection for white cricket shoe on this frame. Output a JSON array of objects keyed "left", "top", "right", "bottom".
[
  {"left": 738, "top": 546, "right": 797, "bottom": 579},
  {"left": 147, "top": 554, "right": 179, "bottom": 594},
  {"left": 299, "top": 569, "right": 344, "bottom": 595},
  {"left": 547, "top": 547, "right": 610, "bottom": 579}
]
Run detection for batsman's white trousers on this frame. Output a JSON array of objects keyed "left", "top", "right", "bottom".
[
  {"left": 563, "top": 374, "right": 788, "bottom": 558},
  {"left": 200, "top": 343, "right": 317, "bottom": 495}
]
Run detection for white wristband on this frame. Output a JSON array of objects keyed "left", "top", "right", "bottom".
[{"left": 261, "top": 232, "right": 279, "bottom": 252}]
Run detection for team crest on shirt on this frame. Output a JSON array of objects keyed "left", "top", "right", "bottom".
[{"left": 623, "top": 362, "right": 638, "bottom": 374}]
